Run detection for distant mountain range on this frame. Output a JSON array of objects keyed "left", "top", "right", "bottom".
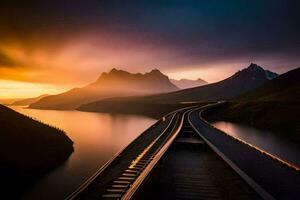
[
  {"left": 145, "top": 63, "right": 279, "bottom": 103},
  {"left": 11, "top": 94, "right": 48, "bottom": 106},
  {"left": 85, "top": 63, "right": 277, "bottom": 104},
  {"left": 170, "top": 78, "right": 207, "bottom": 89},
  {"left": 29, "top": 68, "right": 178, "bottom": 110},
  {"left": 78, "top": 63, "right": 279, "bottom": 114}
]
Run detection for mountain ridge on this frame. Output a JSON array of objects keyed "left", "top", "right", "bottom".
[
  {"left": 235, "top": 67, "right": 299, "bottom": 102},
  {"left": 104, "top": 63, "right": 279, "bottom": 103},
  {"left": 11, "top": 94, "right": 48, "bottom": 106},
  {"left": 29, "top": 68, "right": 178, "bottom": 110},
  {"left": 170, "top": 78, "right": 208, "bottom": 89},
  {"left": 203, "top": 67, "right": 299, "bottom": 143},
  {"left": 78, "top": 63, "right": 279, "bottom": 115}
]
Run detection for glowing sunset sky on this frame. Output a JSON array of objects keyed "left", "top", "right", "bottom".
[{"left": 0, "top": 0, "right": 299, "bottom": 98}]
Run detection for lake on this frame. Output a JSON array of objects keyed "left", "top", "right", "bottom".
[
  {"left": 212, "top": 121, "right": 300, "bottom": 167},
  {"left": 10, "top": 106, "right": 156, "bottom": 200}
]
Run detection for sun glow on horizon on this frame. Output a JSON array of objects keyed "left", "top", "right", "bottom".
[{"left": 0, "top": 79, "right": 70, "bottom": 99}]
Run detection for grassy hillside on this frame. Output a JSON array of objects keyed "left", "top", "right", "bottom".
[
  {"left": 0, "top": 104, "right": 73, "bottom": 194},
  {"left": 204, "top": 67, "right": 300, "bottom": 143}
]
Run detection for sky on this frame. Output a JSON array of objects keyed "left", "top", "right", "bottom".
[{"left": 0, "top": 0, "right": 300, "bottom": 98}]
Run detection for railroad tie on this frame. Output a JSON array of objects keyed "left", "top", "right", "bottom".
[
  {"left": 113, "top": 180, "right": 131, "bottom": 184},
  {"left": 125, "top": 169, "right": 140, "bottom": 173},
  {"left": 122, "top": 173, "right": 137, "bottom": 177},
  {"left": 118, "top": 176, "right": 135, "bottom": 181},
  {"left": 101, "top": 193, "right": 122, "bottom": 199}
]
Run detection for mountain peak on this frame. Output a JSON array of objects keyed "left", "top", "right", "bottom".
[
  {"left": 30, "top": 68, "right": 178, "bottom": 110},
  {"left": 230, "top": 63, "right": 278, "bottom": 84},
  {"left": 147, "top": 68, "right": 166, "bottom": 77},
  {"left": 248, "top": 63, "right": 279, "bottom": 79},
  {"left": 110, "top": 68, "right": 119, "bottom": 74},
  {"left": 109, "top": 68, "right": 129, "bottom": 75},
  {"left": 95, "top": 68, "right": 178, "bottom": 90},
  {"left": 98, "top": 68, "right": 130, "bottom": 80},
  {"left": 99, "top": 68, "right": 167, "bottom": 80},
  {"left": 149, "top": 68, "right": 162, "bottom": 74},
  {"left": 246, "top": 63, "right": 264, "bottom": 71}
]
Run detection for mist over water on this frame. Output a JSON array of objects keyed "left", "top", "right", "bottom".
[
  {"left": 10, "top": 106, "right": 155, "bottom": 200},
  {"left": 212, "top": 121, "right": 300, "bottom": 167}
]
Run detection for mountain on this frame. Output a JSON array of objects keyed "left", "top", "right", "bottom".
[
  {"left": 235, "top": 67, "right": 299, "bottom": 102},
  {"left": 144, "top": 63, "right": 278, "bottom": 103},
  {"left": 96, "top": 63, "right": 278, "bottom": 103},
  {"left": 170, "top": 78, "right": 207, "bottom": 89},
  {"left": 0, "top": 98, "right": 23, "bottom": 105},
  {"left": 29, "top": 68, "right": 178, "bottom": 110},
  {"left": 11, "top": 94, "right": 48, "bottom": 106},
  {"left": 78, "top": 63, "right": 278, "bottom": 115},
  {"left": 0, "top": 104, "right": 73, "bottom": 195},
  {"left": 204, "top": 67, "right": 300, "bottom": 143},
  {"left": 127, "top": 63, "right": 278, "bottom": 103},
  {"left": 265, "top": 70, "right": 278, "bottom": 80}
]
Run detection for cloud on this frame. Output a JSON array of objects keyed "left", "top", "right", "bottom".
[
  {"left": 0, "top": 51, "right": 18, "bottom": 67},
  {"left": 0, "top": 0, "right": 299, "bottom": 86}
]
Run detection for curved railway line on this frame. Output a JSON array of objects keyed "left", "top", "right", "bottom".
[{"left": 66, "top": 103, "right": 300, "bottom": 200}]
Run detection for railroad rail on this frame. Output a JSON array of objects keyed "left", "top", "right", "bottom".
[
  {"left": 67, "top": 103, "right": 299, "bottom": 200},
  {"left": 66, "top": 107, "right": 193, "bottom": 200}
]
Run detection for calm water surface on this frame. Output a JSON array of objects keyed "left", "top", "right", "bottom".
[
  {"left": 10, "top": 106, "right": 155, "bottom": 200},
  {"left": 212, "top": 121, "right": 300, "bottom": 167}
]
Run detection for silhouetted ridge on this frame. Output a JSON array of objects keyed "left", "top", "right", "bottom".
[
  {"left": 248, "top": 63, "right": 264, "bottom": 71},
  {"left": 78, "top": 63, "right": 279, "bottom": 116},
  {"left": 30, "top": 68, "right": 178, "bottom": 110},
  {"left": 0, "top": 104, "right": 73, "bottom": 195},
  {"left": 98, "top": 68, "right": 169, "bottom": 81},
  {"left": 230, "top": 63, "right": 278, "bottom": 81},
  {"left": 204, "top": 67, "right": 300, "bottom": 143},
  {"left": 148, "top": 69, "right": 165, "bottom": 76},
  {"left": 235, "top": 67, "right": 299, "bottom": 101}
]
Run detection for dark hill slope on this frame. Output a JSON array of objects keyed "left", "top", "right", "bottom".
[
  {"left": 0, "top": 104, "right": 73, "bottom": 194},
  {"left": 204, "top": 67, "right": 300, "bottom": 143},
  {"left": 236, "top": 67, "right": 300, "bottom": 102}
]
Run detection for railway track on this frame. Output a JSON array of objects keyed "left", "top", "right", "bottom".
[
  {"left": 100, "top": 110, "right": 183, "bottom": 199},
  {"left": 67, "top": 103, "right": 299, "bottom": 200},
  {"left": 131, "top": 109, "right": 261, "bottom": 200},
  {"left": 67, "top": 107, "right": 193, "bottom": 200},
  {"left": 189, "top": 107, "right": 300, "bottom": 199}
]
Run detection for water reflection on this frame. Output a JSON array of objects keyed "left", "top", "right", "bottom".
[
  {"left": 212, "top": 121, "right": 300, "bottom": 167},
  {"left": 10, "top": 106, "right": 155, "bottom": 200}
]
